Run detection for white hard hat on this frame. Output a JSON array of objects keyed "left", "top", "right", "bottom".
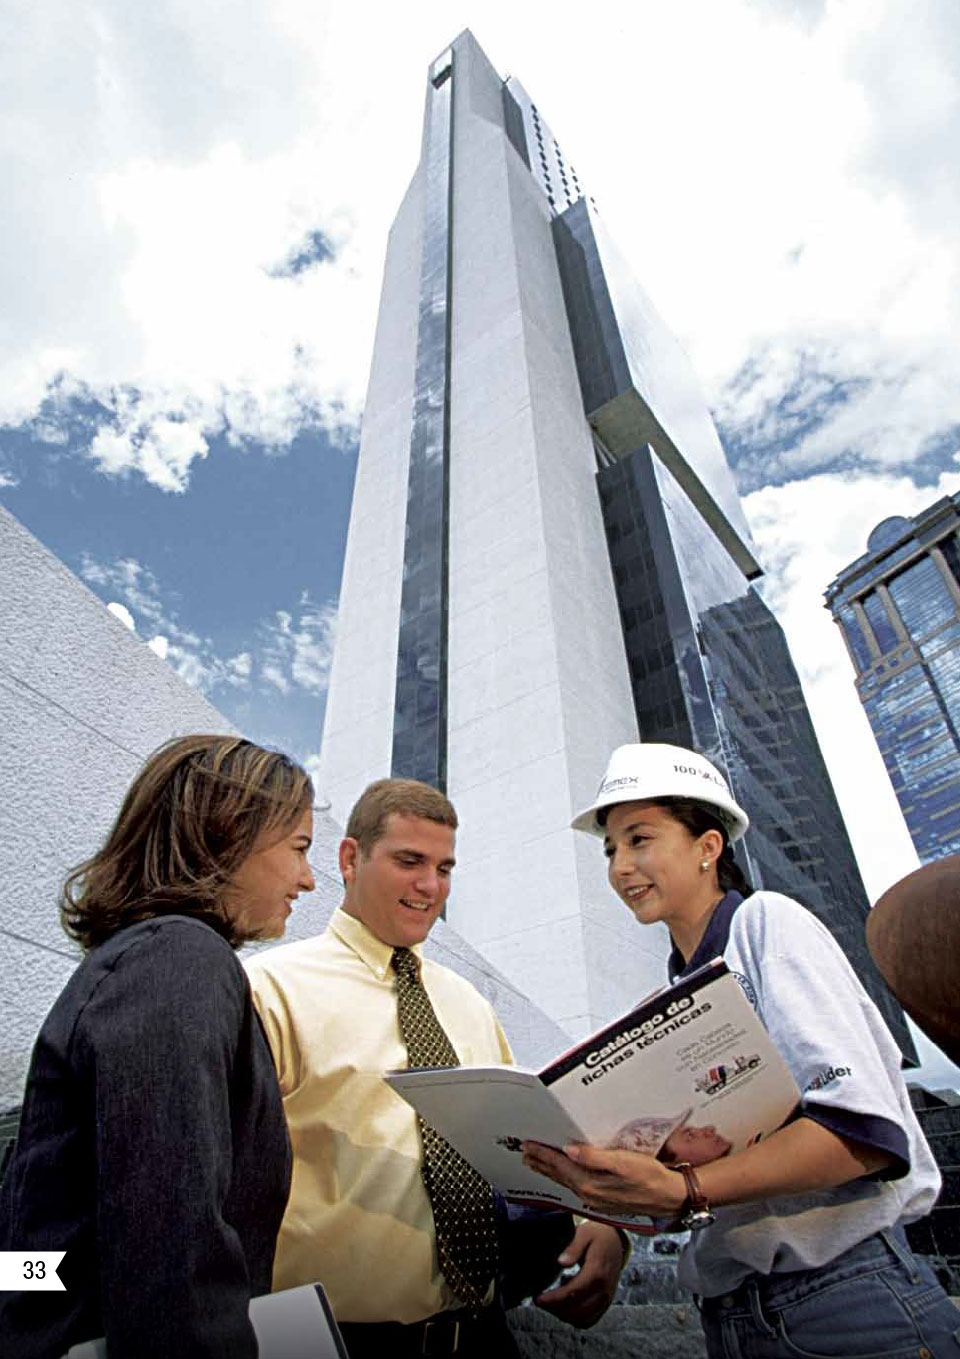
[{"left": 571, "top": 743, "right": 749, "bottom": 842}]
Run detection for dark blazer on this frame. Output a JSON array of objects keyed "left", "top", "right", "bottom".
[{"left": 0, "top": 915, "right": 291, "bottom": 1358}]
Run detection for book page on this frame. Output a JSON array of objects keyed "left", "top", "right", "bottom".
[
  {"left": 545, "top": 969, "right": 798, "bottom": 1162},
  {"left": 386, "top": 1067, "right": 588, "bottom": 1213}
]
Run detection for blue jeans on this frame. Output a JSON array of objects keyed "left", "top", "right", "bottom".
[{"left": 699, "top": 1229, "right": 960, "bottom": 1358}]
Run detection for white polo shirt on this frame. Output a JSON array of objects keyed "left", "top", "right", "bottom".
[{"left": 667, "top": 891, "right": 941, "bottom": 1297}]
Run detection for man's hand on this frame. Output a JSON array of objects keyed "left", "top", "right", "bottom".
[
  {"left": 523, "top": 1140, "right": 685, "bottom": 1218},
  {"left": 532, "top": 1220, "right": 626, "bottom": 1328}
]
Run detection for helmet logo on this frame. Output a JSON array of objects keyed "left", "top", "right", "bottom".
[
  {"left": 574, "top": 743, "right": 749, "bottom": 842},
  {"left": 672, "top": 763, "right": 727, "bottom": 789},
  {"left": 597, "top": 774, "right": 641, "bottom": 795}
]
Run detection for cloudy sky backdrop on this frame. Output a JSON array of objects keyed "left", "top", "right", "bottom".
[{"left": 2, "top": 2, "right": 958, "bottom": 1075}]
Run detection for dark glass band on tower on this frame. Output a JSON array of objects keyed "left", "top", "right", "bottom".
[{"left": 391, "top": 50, "right": 454, "bottom": 789}]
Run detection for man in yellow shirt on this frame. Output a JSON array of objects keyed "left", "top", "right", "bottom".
[{"left": 245, "top": 778, "right": 626, "bottom": 1358}]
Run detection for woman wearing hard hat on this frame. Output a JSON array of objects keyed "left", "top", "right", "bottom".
[{"left": 524, "top": 743, "right": 958, "bottom": 1357}]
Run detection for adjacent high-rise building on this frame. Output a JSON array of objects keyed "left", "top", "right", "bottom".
[
  {"left": 826, "top": 494, "right": 960, "bottom": 867},
  {"left": 319, "top": 30, "right": 911, "bottom": 1056}
]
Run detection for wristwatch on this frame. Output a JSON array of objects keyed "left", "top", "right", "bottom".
[{"left": 671, "top": 1162, "right": 716, "bottom": 1231}]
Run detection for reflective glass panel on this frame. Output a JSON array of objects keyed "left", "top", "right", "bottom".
[
  {"left": 888, "top": 555, "right": 957, "bottom": 641},
  {"left": 391, "top": 55, "right": 453, "bottom": 789},
  {"left": 837, "top": 604, "right": 873, "bottom": 671},
  {"left": 595, "top": 445, "right": 909, "bottom": 1052},
  {"left": 862, "top": 591, "right": 899, "bottom": 654}
]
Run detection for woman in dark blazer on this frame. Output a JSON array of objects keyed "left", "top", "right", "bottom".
[{"left": 0, "top": 734, "right": 316, "bottom": 1358}]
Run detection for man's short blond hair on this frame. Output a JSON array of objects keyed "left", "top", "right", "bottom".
[{"left": 345, "top": 779, "right": 458, "bottom": 855}]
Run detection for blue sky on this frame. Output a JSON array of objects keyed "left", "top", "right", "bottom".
[
  {"left": 2, "top": 411, "right": 353, "bottom": 769},
  {"left": 2, "top": 1, "right": 959, "bottom": 1078}
]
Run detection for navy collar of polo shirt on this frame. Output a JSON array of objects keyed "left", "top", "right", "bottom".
[{"left": 668, "top": 890, "right": 744, "bottom": 982}]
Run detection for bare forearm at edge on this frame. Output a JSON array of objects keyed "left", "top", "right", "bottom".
[{"left": 697, "top": 1117, "right": 895, "bottom": 1208}]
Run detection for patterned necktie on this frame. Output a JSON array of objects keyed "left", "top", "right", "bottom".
[{"left": 391, "top": 946, "right": 499, "bottom": 1311}]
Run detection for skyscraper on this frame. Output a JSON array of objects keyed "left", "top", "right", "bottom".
[
  {"left": 319, "top": 31, "right": 910, "bottom": 1055},
  {"left": 826, "top": 494, "right": 960, "bottom": 867}
]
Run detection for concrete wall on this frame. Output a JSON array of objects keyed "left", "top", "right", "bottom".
[
  {"left": 0, "top": 504, "right": 568, "bottom": 1107},
  {"left": 0, "top": 504, "right": 240, "bottom": 1105},
  {"left": 509, "top": 1303, "right": 706, "bottom": 1359}
]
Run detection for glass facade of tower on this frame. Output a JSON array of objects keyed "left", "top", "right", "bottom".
[
  {"left": 546, "top": 176, "right": 911, "bottom": 1056},
  {"left": 391, "top": 49, "right": 454, "bottom": 789},
  {"left": 597, "top": 446, "right": 911, "bottom": 1056},
  {"left": 552, "top": 199, "right": 759, "bottom": 581},
  {"left": 826, "top": 498, "right": 960, "bottom": 866}
]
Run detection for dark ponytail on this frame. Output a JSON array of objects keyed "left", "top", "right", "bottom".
[
  {"left": 716, "top": 840, "right": 752, "bottom": 896},
  {"left": 655, "top": 797, "right": 753, "bottom": 898}
]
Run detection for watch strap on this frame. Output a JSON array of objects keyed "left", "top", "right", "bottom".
[{"left": 672, "top": 1161, "right": 715, "bottom": 1231}]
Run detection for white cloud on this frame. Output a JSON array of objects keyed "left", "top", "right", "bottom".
[
  {"left": 517, "top": 1, "right": 960, "bottom": 484},
  {"left": 157, "top": 639, "right": 252, "bottom": 693},
  {"left": 303, "top": 750, "right": 324, "bottom": 787},
  {"left": 88, "top": 428, "right": 137, "bottom": 477},
  {"left": 0, "top": 0, "right": 404, "bottom": 487},
  {"left": 164, "top": 645, "right": 212, "bottom": 690},
  {"left": 743, "top": 459, "right": 960, "bottom": 901},
  {"left": 260, "top": 599, "right": 337, "bottom": 696},
  {"left": 262, "top": 663, "right": 291, "bottom": 695},
  {"left": 26, "top": 420, "right": 69, "bottom": 446},
  {"left": 106, "top": 600, "right": 135, "bottom": 631},
  {"left": 301, "top": 750, "right": 332, "bottom": 811},
  {"left": 0, "top": 470, "right": 19, "bottom": 488},
  {"left": 84, "top": 553, "right": 243, "bottom": 690},
  {"left": 84, "top": 554, "right": 338, "bottom": 702},
  {"left": 848, "top": 0, "right": 960, "bottom": 236},
  {"left": 3, "top": 1, "right": 957, "bottom": 494},
  {"left": 88, "top": 412, "right": 209, "bottom": 494},
  {"left": 82, "top": 555, "right": 200, "bottom": 644}
]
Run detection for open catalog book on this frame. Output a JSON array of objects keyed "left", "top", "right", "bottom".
[{"left": 386, "top": 959, "right": 800, "bottom": 1233}]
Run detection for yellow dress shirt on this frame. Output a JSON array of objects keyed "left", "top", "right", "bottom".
[{"left": 244, "top": 907, "right": 514, "bottom": 1323}]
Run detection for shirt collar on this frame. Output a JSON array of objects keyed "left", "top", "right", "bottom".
[
  {"left": 668, "top": 890, "right": 744, "bottom": 982},
  {"left": 329, "top": 905, "right": 425, "bottom": 982}
]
